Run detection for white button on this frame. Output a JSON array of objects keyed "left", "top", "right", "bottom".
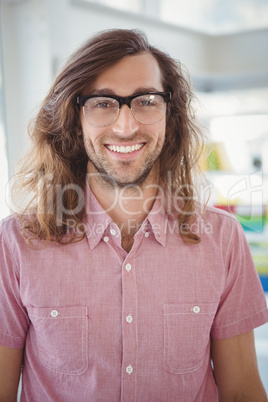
[
  {"left": 126, "top": 365, "right": 133, "bottom": 375},
  {"left": 193, "top": 306, "right": 200, "bottom": 313},
  {"left": 50, "top": 310, "right": 59, "bottom": 317},
  {"left": 125, "top": 263, "right": 132, "bottom": 272},
  {"left": 110, "top": 228, "right": 116, "bottom": 236},
  {"left": 103, "top": 236, "right": 109, "bottom": 242},
  {"left": 145, "top": 232, "right": 149, "bottom": 237},
  {"left": 126, "top": 314, "right": 133, "bottom": 323}
]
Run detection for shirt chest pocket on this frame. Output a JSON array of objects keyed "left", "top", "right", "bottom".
[
  {"left": 164, "top": 302, "right": 217, "bottom": 374},
  {"left": 28, "top": 305, "right": 88, "bottom": 375}
]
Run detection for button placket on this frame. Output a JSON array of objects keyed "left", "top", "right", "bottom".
[
  {"left": 126, "top": 365, "right": 133, "bottom": 375},
  {"left": 126, "top": 314, "right": 133, "bottom": 323},
  {"left": 125, "top": 263, "right": 132, "bottom": 272},
  {"left": 110, "top": 228, "right": 117, "bottom": 236},
  {"left": 121, "top": 258, "right": 137, "bottom": 401}
]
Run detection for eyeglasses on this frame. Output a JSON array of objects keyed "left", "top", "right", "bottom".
[{"left": 77, "top": 92, "right": 171, "bottom": 127}]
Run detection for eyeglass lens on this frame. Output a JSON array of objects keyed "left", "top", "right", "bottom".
[{"left": 83, "top": 94, "right": 166, "bottom": 127}]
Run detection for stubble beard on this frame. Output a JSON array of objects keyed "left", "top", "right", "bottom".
[{"left": 84, "top": 135, "right": 164, "bottom": 190}]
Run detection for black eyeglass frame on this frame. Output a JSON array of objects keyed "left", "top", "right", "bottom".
[{"left": 76, "top": 91, "right": 172, "bottom": 108}]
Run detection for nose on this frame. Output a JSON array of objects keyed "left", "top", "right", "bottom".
[{"left": 112, "top": 105, "right": 139, "bottom": 136}]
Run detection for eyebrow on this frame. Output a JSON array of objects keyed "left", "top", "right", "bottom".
[{"left": 89, "top": 87, "right": 163, "bottom": 96}]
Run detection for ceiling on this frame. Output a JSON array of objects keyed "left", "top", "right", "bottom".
[
  {"left": 89, "top": 0, "right": 268, "bottom": 35},
  {"left": 159, "top": 0, "right": 268, "bottom": 35}
]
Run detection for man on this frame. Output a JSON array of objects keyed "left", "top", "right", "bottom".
[{"left": 0, "top": 29, "right": 267, "bottom": 401}]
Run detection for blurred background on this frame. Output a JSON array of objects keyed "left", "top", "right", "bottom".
[{"left": 0, "top": 0, "right": 267, "bottom": 392}]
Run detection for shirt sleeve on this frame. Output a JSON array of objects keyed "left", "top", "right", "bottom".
[
  {"left": 0, "top": 219, "right": 29, "bottom": 348},
  {"left": 211, "top": 217, "right": 268, "bottom": 340}
]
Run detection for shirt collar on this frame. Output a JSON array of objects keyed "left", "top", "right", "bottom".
[
  {"left": 83, "top": 181, "right": 171, "bottom": 249},
  {"left": 145, "top": 194, "right": 169, "bottom": 247}
]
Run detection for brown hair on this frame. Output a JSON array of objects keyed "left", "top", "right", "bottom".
[{"left": 12, "top": 29, "right": 205, "bottom": 244}]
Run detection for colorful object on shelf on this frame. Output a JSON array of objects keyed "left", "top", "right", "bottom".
[
  {"left": 258, "top": 276, "right": 268, "bottom": 292},
  {"left": 200, "top": 142, "right": 233, "bottom": 171},
  {"left": 214, "top": 204, "right": 266, "bottom": 232},
  {"left": 250, "top": 243, "right": 268, "bottom": 292},
  {"left": 214, "top": 204, "right": 268, "bottom": 292}
]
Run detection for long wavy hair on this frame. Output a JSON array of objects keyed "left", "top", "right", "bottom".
[{"left": 12, "top": 29, "right": 205, "bottom": 244}]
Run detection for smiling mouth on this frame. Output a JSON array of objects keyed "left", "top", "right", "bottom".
[{"left": 105, "top": 143, "right": 144, "bottom": 154}]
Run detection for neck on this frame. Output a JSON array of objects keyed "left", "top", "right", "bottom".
[{"left": 87, "top": 164, "right": 160, "bottom": 250}]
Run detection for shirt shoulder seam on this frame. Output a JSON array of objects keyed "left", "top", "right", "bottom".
[{"left": 1, "top": 217, "right": 20, "bottom": 274}]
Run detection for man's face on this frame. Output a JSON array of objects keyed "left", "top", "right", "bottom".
[{"left": 80, "top": 52, "right": 166, "bottom": 188}]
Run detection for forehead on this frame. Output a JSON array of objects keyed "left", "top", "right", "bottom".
[{"left": 91, "top": 52, "right": 164, "bottom": 96}]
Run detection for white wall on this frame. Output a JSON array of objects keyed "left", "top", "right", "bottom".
[
  {"left": 208, "top": 29, "right": 268, "bottom": 73},
  {"left": 1, "top": 0, "right": 268, "bottom": 177},
  {"left": 68, "top": 0, "right": 209, "bottom": 74},
  {"left": 1, "top": 0, "right": 51, "bottom": 178},
  {"left": 203, "top": 28, "right": 268, "bottom": 90}
]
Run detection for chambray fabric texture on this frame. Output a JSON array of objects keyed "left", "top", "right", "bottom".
[{"left": 0, "top": 188, "right": 267, "bottom": 402}]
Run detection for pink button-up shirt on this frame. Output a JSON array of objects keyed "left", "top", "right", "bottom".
[{"left": 0, "top": 187, "right": 267, "bottom": 401}]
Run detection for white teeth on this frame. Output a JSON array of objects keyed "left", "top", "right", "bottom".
[{"left": 107, "top": 144, "right": 143, "bottom": 154}]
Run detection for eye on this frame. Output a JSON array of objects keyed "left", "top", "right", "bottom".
[
  {"left": 94, "top": 100, "right": 115, "bottom": 109},
  {"left": 86, "top": 97, "right": 118, "bottom": 110},
  {"left": 141, "top": 100, "right": 155, "bottom": 106},
  {"left": 96, "top": 102, "right": 109, "bottom": 108},
  {"left": 134, "top": 96, "right": 157, "bottom": 107}
]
